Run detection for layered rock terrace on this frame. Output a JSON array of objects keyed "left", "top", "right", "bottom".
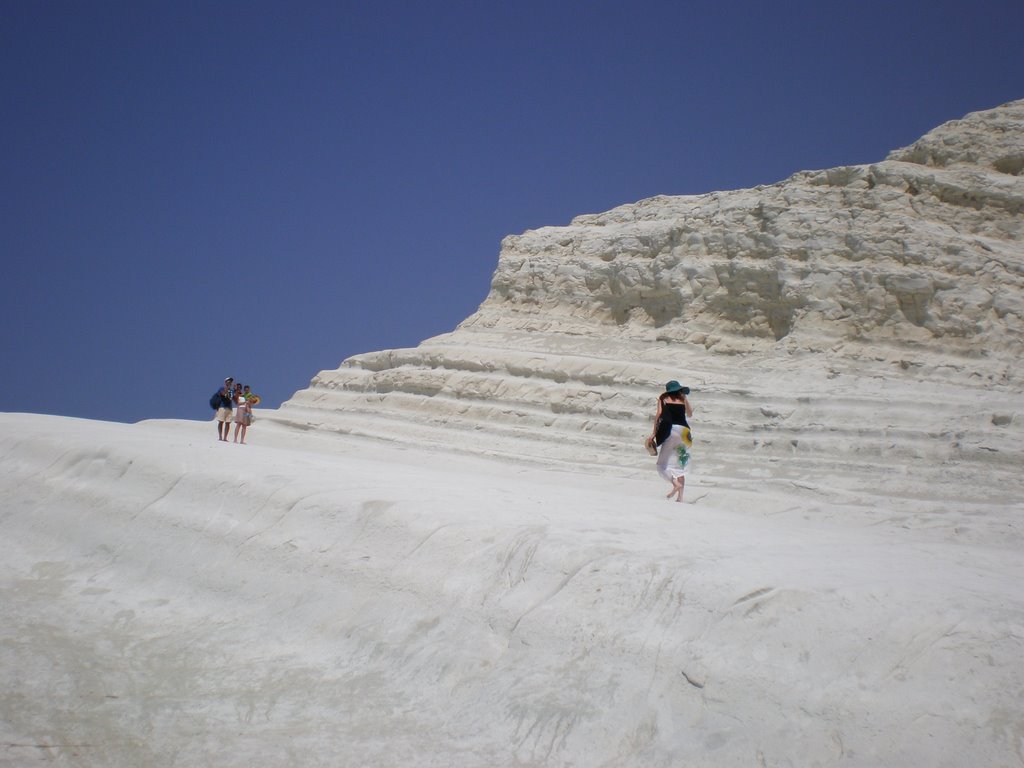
[{"left": 276, "top": 100, "right": 1024, "bottom": 504}]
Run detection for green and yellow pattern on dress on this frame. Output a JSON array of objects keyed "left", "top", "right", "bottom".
[{"left": 677, "top": 427, "right": 692, "bottom": 469}]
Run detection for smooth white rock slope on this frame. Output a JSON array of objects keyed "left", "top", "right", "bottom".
[
  {"left": 2, "top": 415, "right": 1023, "bottom": 767},
  {"left": 2, "top": 100, "right": 1023, "bottom": 766}
]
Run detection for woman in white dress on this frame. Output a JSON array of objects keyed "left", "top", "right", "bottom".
[{"left": 648, "top": 380, "right": 693, "bottom": 502}]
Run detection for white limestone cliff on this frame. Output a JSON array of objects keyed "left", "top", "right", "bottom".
[{"left": 277, "top": 100, "right": 1024, "bottom": 507}]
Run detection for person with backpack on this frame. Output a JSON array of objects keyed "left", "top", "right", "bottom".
[{"left": 211, "top": 377, "right": 235, "bottom": 442}]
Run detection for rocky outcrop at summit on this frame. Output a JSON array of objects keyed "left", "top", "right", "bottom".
[
  {"left": 276, "top": 100, "right": 1024, "bottom": 504},
  {"left": 470, "top": 99, "right": 1024, "bottom": 354}
]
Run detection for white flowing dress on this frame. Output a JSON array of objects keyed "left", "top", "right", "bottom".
[{"left": 656, "top": 424, "right": 693, "bottom": 481}]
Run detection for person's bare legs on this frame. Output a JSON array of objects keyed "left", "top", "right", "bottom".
[
  {"left": 233, "top": 422, "right": 242, "bottom": 443},
  {"left": 666, "top": 476, "right": 684, "bottom": 502}
]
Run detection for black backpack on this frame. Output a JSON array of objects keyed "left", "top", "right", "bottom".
[{"left": 209, "top": 391, "right": 222, "bottom": 410}]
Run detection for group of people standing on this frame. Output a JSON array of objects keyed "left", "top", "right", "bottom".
[
  {"left": 647, "top": 380, "right": 694, "bottom": 502},
  {"left": 213, "top": 377, "right": 258, "bottom": 444}
]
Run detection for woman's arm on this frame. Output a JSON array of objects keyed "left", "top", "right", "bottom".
[
  {"left": 650, "top": 397, "right": 664, "bottom": 436},
  {"left": 684, "top": 395, "right": 693, "bottom": 418}
]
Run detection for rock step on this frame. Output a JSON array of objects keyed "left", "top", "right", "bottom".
[
  {"left": 268, "top": 403, "right": 1019, "bottom": 507},
  {"left": 288, "top": 345, "right": 1012, "bottom": 439},
  {"left": 275, "top": 382, "right": 1018, "bottom": 480}
]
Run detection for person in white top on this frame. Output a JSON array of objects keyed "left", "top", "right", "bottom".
[{"left": 233, "top": 384, "right": 252, "bottom": 444}]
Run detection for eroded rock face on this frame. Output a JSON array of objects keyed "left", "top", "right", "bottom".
[
  {"left": 470, "top": 99, "right": 1024, "bottom": 353},
  {"left": 278, "top": 100, "right": 1024, "bottom": 501}
]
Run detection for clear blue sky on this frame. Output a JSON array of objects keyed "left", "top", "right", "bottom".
[{"left": 2, "top": 1, "right": 1022, "bottom": 424}]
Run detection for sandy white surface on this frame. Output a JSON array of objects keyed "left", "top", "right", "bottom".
[{"left": 2, "top": 412, "right": 1022, "bottom": 767}]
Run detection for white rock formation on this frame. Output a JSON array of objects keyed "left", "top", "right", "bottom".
[
  {"left": 3, "top": 100, "right": 1023, "bottom": 767},
  {"left": 3, "top": 414, "right": 1023, "bottom": 766},
  {"left": 278, "top": 99, "right": 1024, "bottom": 506}
]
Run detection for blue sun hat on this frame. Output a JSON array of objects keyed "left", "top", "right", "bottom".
[{"left": 665, "top": 380, "right": 691, "bottom": 395}]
